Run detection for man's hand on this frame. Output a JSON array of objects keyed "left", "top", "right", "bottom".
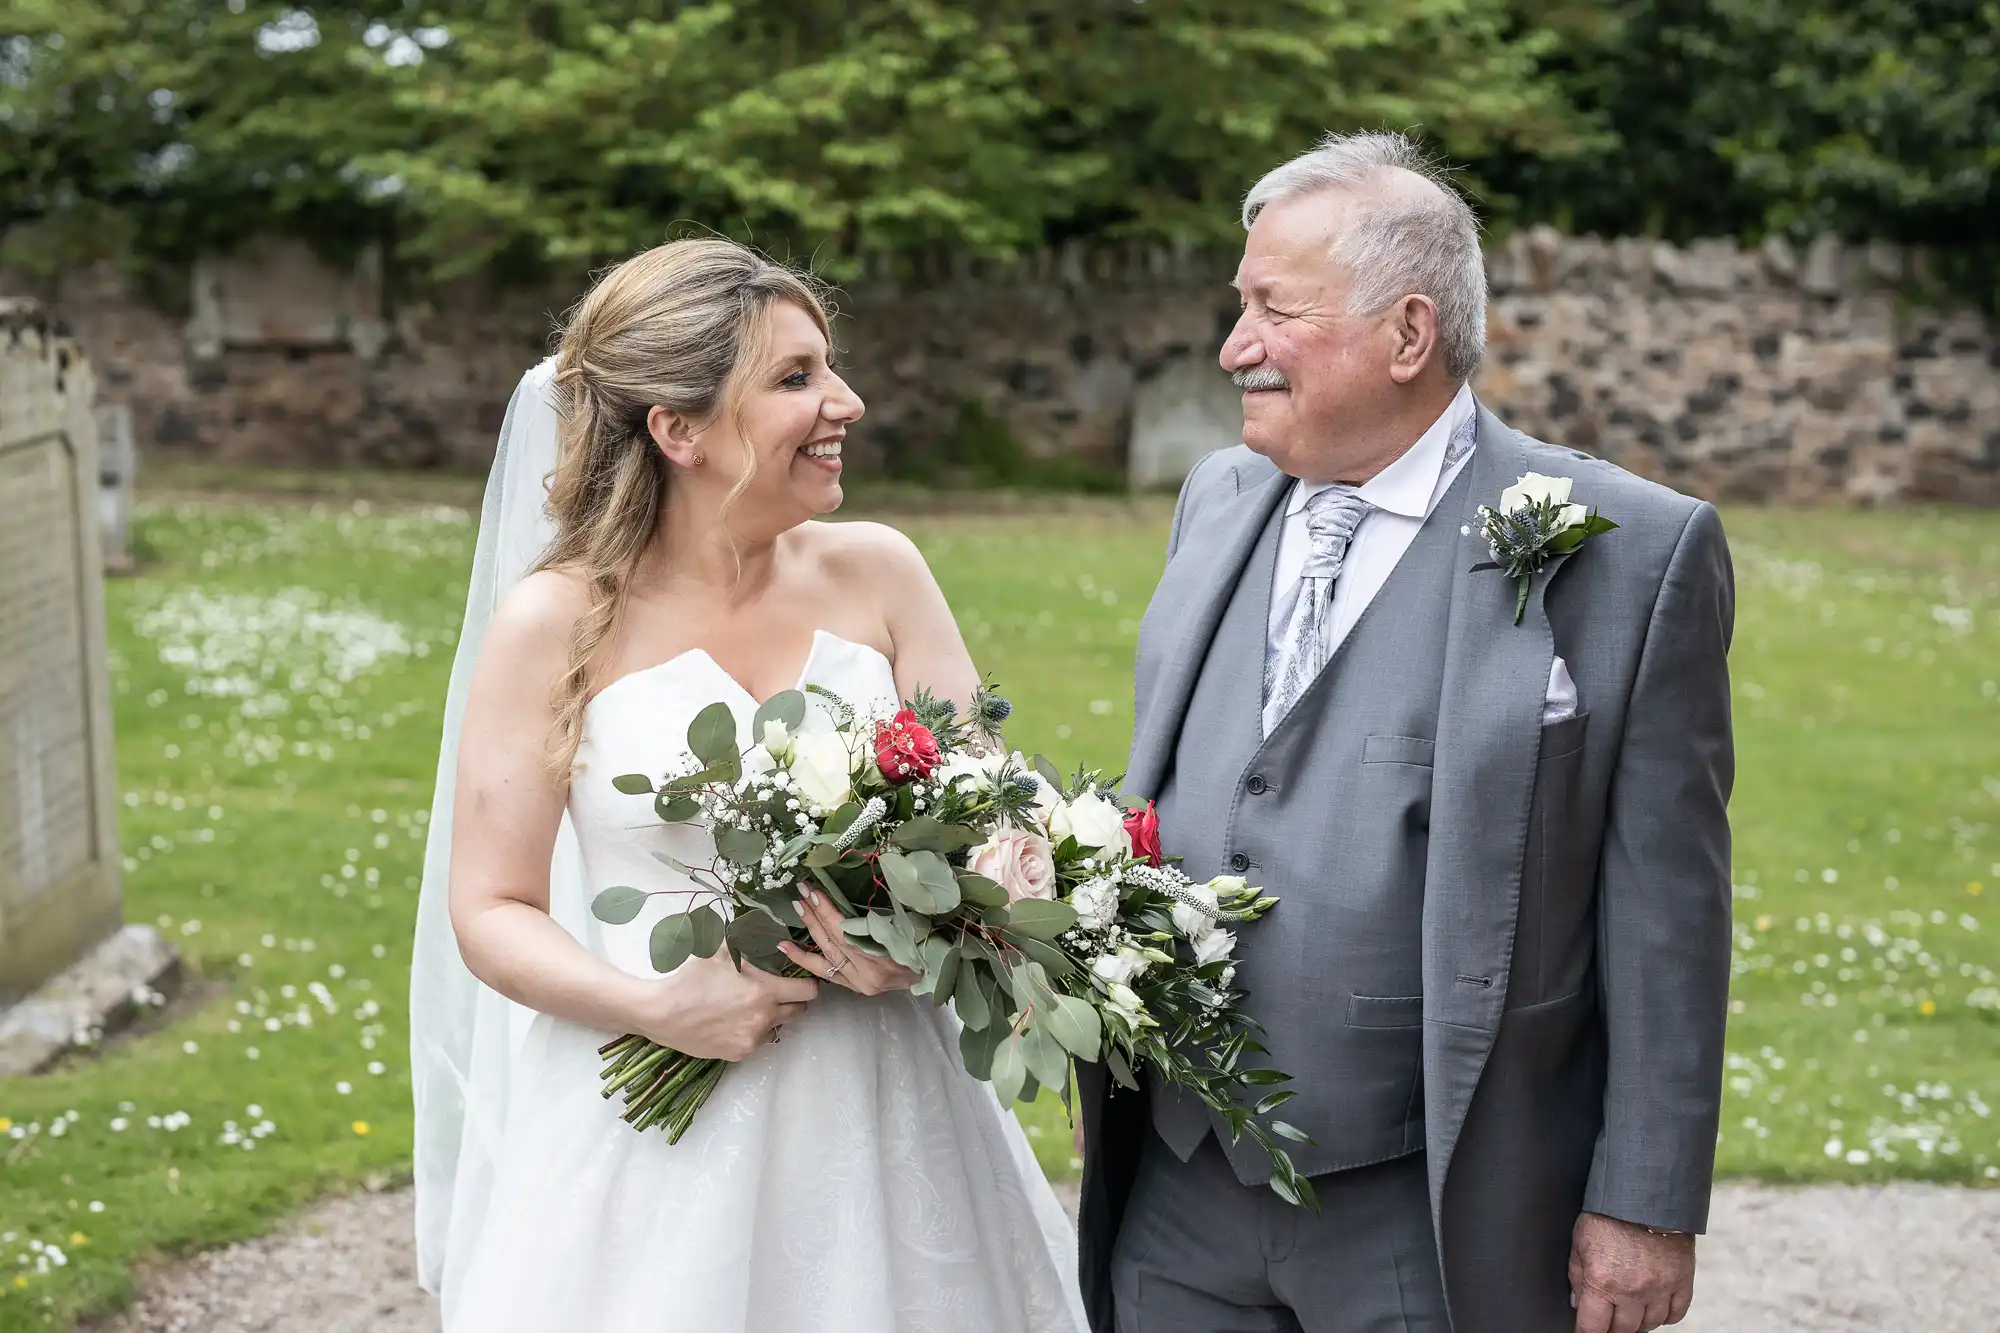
[{"left": 1568, "top": 1212, "right": 1695, "bottom": 1333}]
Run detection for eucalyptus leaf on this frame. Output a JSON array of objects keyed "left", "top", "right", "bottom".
[
  {"left": 1046, "top": 992, "right": 1103, "bottom": 1061},
  {"left": 1010, "top": 934, "right": 1079, "bottom": 979},
  {"left": 654, "top": 791, "right": 700, "bottom": 822},
  {"left": 590, "top": 885, "right": 649, "bottom": 925},
  {"left": 803, "top": 842, "right": 843, "bottom": 868},
  {"left": 752, "top": 689, "right": 807, "bottom": 737},
  {"left": 819, "top": 801, "right": 862, "bottom": 839},
  {"left": 991, "top": 1031, "right": 1028, "bottom": 1105},
  {"left": 649, "top": 851, "right": 694, "bottom": 876},
  {"left": 685, "top": 701, "right": 740, "bottom": 768},
  {"left": 687, "top": 903, "right": 726, "bottom": 958},
  {"left": 662, "top": 764, "right": 728, "bottom": 794},
  {"left": 959, "top": 1018, "right": 1001, "bottom": 1080},
  {"left": 1031, "top": 754, "right": 1065, "bottom": 792},
  {"left": 1023, "top": 1020, "right": 1071, "bottom": 1092},
  {"left": 998, "top": 898, "right": 1078, "bottom": 940},
  {"left": 879, "top": 849, "right": 959, "bottom": 913},
  {"left": 774, "top": 831, "right": 814, "bottom": 864},
  {"left": 931, "top": 945, "right": 962, "bottom": 1008},
  {"left": 891, "top": 816, "right": 982, "bottom": 853},
  {"left": 611, "top": 773, "right": 655, "bottom": 795},
  {"left": 953, "top": 966, "right": 991, "bottom": 1030},
  {"left": 725, "top": 911, "right": 791, "bottom": 973},
  {"left": 713, "top": 825, "right": 769, "bottom": 866},
  {"left": 911, "top": 850, "right": 961, "bottom": 913},
  {"left": 920, "top": 933, "right": 954, "bottom": 973},
  {"left": 954, "top": 870, "right": 1010, "bottom": 908},
  {"left": 649, "top": 913, "right": 695, "bottom": 974}
]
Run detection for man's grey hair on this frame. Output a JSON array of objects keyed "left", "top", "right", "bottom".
[{"left": 1242, "top": 130, "right": 1487, "bottom": 382}]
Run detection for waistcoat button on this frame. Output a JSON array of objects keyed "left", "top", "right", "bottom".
[
  {"left": 1229, "top": 852, "right": 1250, "bottom": 872},
  {"left": 1246, "top": 774, "right": 1268, "bottom": 795}
]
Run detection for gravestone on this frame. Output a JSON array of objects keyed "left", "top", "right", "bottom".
[
  {"left": 0, "top": 300, "right": 125, "bottom": 1006},
  {"left": 1127, "top": 357, "right": 1243, "bottom": 490},
  {"left": 96, "top": 401, "right": 137, "bottom": 573}
]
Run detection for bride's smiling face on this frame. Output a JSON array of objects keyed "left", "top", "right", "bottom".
[{"left": 652, "top": 300, "right": 864, "bottom": 534}]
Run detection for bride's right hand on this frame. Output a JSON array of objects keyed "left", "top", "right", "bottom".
[{"left": 632, "top": 952, "right": 820, "bottom": 1062}]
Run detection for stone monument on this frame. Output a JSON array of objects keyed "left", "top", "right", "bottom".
[
  {"left": 1127, "top": 357, "right": 1244, "bottom": 490},
  {"left": 96, "top": 401, "right": 137, "bottom": 574},
  {"left": 0, "top": 300, "right": 174, "bottom": 1072}
]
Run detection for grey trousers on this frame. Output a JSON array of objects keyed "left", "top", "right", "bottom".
[{"left": 1111, "top": 1129, "right": 1449, "bottom": 1333}]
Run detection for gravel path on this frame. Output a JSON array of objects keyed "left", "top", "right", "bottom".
[{"left": 83, "top": 1181, "right": 2000, "bottom": 1332}]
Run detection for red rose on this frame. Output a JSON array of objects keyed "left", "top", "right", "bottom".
[
  {"left": 873, "top": 709, "right": 940, "bottom": 784},
  {"left": 1123, "top": 801, "right": 1163, "bottom": 867}
]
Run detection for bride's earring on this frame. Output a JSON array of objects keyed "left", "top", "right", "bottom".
[{"left": 691, "top": 451, "right": 705, "bottom": 467}]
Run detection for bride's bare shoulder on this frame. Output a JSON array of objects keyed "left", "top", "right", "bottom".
[
  {"left": 482, "top": 567, "right": 591, "bottom": 673},
  {"left": 809, "top": 519, "right": 933, "bottom": 589}
]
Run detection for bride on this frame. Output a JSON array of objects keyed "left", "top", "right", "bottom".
[{"left": 409, "top": 238, "right": 1088, "bottom": 1331}]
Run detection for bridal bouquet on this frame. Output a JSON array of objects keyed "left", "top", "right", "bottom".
[{"left": 590, "top": 683, "right": 1317, "bottom": 1206}]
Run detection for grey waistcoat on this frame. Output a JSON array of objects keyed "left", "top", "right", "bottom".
[{"left": 1150, "top": 464, "right": 1471, "bottom": 1182}]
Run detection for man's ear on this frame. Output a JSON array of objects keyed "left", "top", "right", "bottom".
[
  {"left": 647, "top": 405, "right": 704, "bottom": 468},
  {"left": 1386, "top": 294, "right": 1442, "bottom": 385}
]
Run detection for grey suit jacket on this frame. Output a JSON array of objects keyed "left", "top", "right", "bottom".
[{"left": 1078, "top": 404, "right": 1735, "bottom": 1331}]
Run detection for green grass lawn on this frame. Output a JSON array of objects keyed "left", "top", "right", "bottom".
[{"left": 1, "top": 490, "right": 1996, "bottom": 1328}]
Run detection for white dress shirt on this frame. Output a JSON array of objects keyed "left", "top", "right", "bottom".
[{"left": 1262, "top": 384, "right": 1577, "bottom": 735}]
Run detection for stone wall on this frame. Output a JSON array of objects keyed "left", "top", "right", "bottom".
[{"left": 10, "top": 229, "right": 1998, "bottom": 502}]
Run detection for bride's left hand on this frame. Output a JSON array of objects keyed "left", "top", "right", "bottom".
[{"left": 780, "top": 888, "right": 921, "bottom": 996}]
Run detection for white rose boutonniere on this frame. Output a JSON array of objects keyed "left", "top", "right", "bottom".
[{"left": 1473, "top": 471, "right": 1618, "bottom": 623}]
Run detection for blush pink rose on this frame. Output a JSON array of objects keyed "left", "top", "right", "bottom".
[{"left": 966, "top": 826, "right": 1057, "bottom": 902}]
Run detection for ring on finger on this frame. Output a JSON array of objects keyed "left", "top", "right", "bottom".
[{"left": 825, "top": 953, "right": 849, "bottom": 980}]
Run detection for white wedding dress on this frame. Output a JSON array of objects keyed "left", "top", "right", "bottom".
[{"left": 438, "top": 629, "right": 1089, "bottom": 1332}]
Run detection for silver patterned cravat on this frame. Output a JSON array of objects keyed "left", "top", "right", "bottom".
[{"left": 1264, "top": 485, "right": 1377, "bottom": 730}]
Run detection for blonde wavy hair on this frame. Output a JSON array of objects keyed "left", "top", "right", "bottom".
[{"left": 536, "top": 238, "right": 832, "bottom": 776}]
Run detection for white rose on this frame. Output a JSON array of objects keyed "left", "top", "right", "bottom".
[
  {"left": 1170, "top": 884, "right": 1219, "bottom": 941},
  {"left": 1193, "top": 928, "right": 1237, "bottom": 968},
  {"left": 761, "top": 719, "right": 795, "bottom": 763},
  {"left": 1557, "top": 502, "right": 1588, "bottom": 529},
  {"left": 1498, "top": 471, "right": 1574, "bottom": 515},
  {"left": 937, "top": 751, "right": 993, "bottom": 790},
  {"left": 1050, "top": 790, "right": 1131, "bottom": 857},
  {"left": 1090, "top": 946, "right": 1149, "bottom": 988},
  {"left": 1104, "top": 982, "right": 1150, "bottom": 1027},
  {"left": 789, "top": 732, "right": 859, "bottom": 811}
]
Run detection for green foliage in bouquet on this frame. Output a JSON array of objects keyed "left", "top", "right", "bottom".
[{"left": 589, "top": 683, "right": 1317, "bottom": 1209}]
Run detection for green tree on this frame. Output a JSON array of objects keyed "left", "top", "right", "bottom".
[{"left": 0, "top": 0, "right": 1582, "bottom": 281}]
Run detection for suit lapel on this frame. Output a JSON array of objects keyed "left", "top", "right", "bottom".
[
  {"left": 1126, "top": 458, "right": 1289, "bottom": 799},
  {"left": 1421, "top": 404, "right": 1570, "bottom": 1215}
]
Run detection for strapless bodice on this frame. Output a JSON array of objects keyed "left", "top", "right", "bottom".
[{"left": 566, "top": 630, "right": 900, "bottom": 979}]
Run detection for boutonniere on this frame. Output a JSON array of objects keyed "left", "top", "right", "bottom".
[{"left": 1469, "top": 472, "right": 1618, "bottom": 624}]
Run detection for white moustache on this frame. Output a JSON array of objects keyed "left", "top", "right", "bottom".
[{"left": 1232, "top": 366, "right": 1290, "bottom": 392}]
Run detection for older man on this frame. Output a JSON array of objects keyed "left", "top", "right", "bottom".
[{"left": 1077, "top": 132, "right": 1735, "bottom": 1333}]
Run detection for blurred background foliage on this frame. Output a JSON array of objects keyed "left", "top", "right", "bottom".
[{"left": 1, "top": 0, "right": 1994, "bottom": 299}]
